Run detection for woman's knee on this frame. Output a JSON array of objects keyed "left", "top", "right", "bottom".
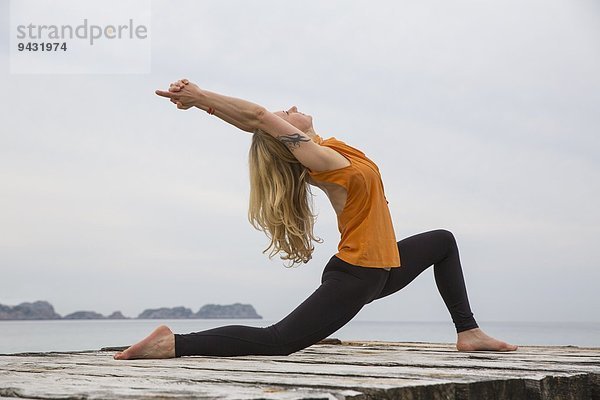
[
  {"left": 435, "top": 229, "right": 455, "bottom": 241},
  {"left": 434, "top": 229, "right": 457, "bottom": 251},
  {"left": 264, "top": 325, "right": 327, "bottom": 356}
]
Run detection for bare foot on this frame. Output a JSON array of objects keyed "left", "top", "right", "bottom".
[
  {"left": 456, "top": 327, "right": 518, "bottom": 352},
  {"left": 114, "top": 325, "right": 176, "bottom": 360}
]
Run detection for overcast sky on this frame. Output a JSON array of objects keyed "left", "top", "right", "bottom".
[{"left": 0, "top": 0, "right": 599, "bottom": 325}]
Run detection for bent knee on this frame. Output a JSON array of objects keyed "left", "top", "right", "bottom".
[
  {"left": 435, "top": 229, "right": 454, "bottom": 239},
  {"left": 434, "top": 229, "right": 457, "bottom": 249},
  {"left": 263, "top": 326, "right": 307, "bottom": 356},
  {"left": 268, "top": 341, "right": 306, "bottom": 356}
]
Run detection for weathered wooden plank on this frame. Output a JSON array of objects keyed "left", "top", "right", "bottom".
[{"left": 0, "top": 341, "right": 598, "bottom": 399}]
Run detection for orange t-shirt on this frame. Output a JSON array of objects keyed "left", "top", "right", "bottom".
[{"left": 308, "top": 136, "right": 401, "bottom": 269}]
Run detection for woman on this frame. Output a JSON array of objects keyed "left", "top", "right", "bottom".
[{"left": 114, "top": 79, "right": 517, "bottom": 360}]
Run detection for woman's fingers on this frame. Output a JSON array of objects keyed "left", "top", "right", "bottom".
[
  {"left": 169, "top": 81, "right": 188, "bottom": 92},
  {"left": 166, "top": 79, "right": 189, "bottom": 93},
  {"left": 157, "top": 91, "right": 187, "bottom": 109},
  {"left": 176, "top": 101, "right": 192, "bottom": 110},
  {"left": 157, "top": 79, "right": 192, "bottom": 105},
  {"left": 155, "top": 89, "right": 175, "bottom": 98}
]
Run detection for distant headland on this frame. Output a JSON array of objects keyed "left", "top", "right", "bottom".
[{"left": 0, "top": 301, "right": 262, "bottom": 320}]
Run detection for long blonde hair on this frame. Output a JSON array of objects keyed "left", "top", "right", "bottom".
[{"left": 248, "top": 129, "right": 323, "bottom": 267}]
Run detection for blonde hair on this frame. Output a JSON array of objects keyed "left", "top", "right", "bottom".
[{"left": 248, "top": 129, "right": 323, "bottom": 267}]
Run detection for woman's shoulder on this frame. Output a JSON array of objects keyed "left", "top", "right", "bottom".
[
  {"left": 308, "top": 135, "right": 375, "bottom": 176},
  {"left": 321, "top": 136, "right": 381, "bottom": 174},
  {"left": 320, "top": 136, "right": 367, "bottom": 158}
]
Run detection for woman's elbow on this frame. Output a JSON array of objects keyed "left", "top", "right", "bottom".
[
  {"left": 250, "top": 106, "right": 268, "bottom": 130},
  {"left": 254, "top": 106, "right": 267, "bottom": 123}
]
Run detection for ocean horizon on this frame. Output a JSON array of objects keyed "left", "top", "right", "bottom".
[{"left": 1, "top": 319, "right": 598, "bottom": 354}]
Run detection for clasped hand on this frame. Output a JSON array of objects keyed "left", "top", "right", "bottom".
[{"left": 155, "top": 78, "right": 200, "bottom": 110}]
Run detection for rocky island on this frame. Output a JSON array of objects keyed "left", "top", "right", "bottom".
[
  {"left": 138, "top": 304, "right": 262, "bottom": 319},
  {"left": 63, "top": 311, "right": 128, "bottom": 320},
  {"left": 0, "top": 301, "right": 262, "bottom": 320},
  {"left": 0, "top": 301, "right": 61, "bottom": 320}
]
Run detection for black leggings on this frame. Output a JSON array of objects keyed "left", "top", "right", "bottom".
[{"left": 175, "top": 229, "right": 478, "bottom": 357}]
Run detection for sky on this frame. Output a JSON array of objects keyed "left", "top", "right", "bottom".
[{"left": 0, "top": 0, "right": 599, "bottom": 325}]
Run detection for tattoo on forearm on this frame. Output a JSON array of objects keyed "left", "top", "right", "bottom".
[{"left": 277, "top": 133, "right": 310, "bottom": 151}]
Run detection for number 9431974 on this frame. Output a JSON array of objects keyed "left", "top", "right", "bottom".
[{"left": 17, "top": 42, "right": 67, "bottom": 51}]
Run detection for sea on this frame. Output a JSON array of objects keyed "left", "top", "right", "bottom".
[{"left": 0, "top": 320, "right": 599, "bottom": 354}]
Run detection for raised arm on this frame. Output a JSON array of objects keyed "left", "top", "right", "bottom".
[
  {"left": 156, "top": 79, "right": 339, "bottom": 172},
  {"left": 155, "top": 79, "right": 264, "bottom": 133}
]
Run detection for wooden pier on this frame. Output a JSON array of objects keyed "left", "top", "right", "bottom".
[{"left": 0, "top": 340, "right": 599, "bottom": 399}]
